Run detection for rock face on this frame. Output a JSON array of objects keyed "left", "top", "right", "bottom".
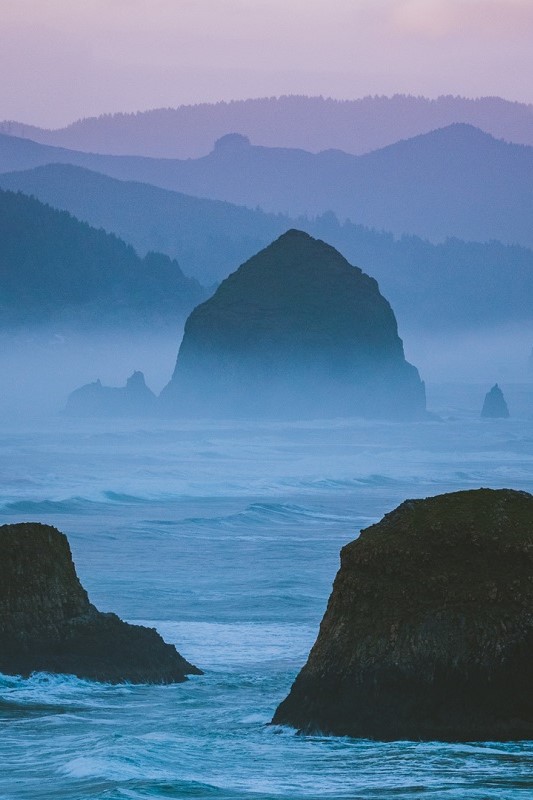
[
  {"left": 273, "top": 489, "right": 533, "bottom": 741},
  {"left": 0, "top": 523, "right": 201, "bottom": 683},
  {"left": 65, "top": 371, "right": 157, "bottom": 417},
  {"left": 160, "top": 230, "right": 426, "bottom": 418},
  {"left": 481, "top": 383, "right": 510, "bottom": 418}
]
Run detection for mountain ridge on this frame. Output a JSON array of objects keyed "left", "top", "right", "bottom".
[
  {"left": 1, "top": 123, "right": 531, "bottom": 249},
  {"left": 2, "top": 162, "right": 532, "bottom": 336},
  {"left": 2, "top": 94, "right": 533, "bottom": 158}
]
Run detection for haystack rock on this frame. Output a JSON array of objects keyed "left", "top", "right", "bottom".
[
  {"left": 481, "top": 383, "right": 510, "bottom": 418},
  {"left": 273, "top": 489, "right": 533, "bottom": 741},
  {"left": 160, "top": 230, "right": 426, "bottom": 418},
  {"left": 65, "top": 371, "right": 156, "bottom": 417},
  {"left": 0, "top": 523, "right": 201, "bottom": 683}
]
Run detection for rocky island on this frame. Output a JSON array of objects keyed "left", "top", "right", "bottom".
[
  {"left": 273, "top": 488, "right": 533, "bottom": 741},
  {"left": 160, "top": 230, "right": 426, "bottom": 419},
  {"left": 65, "top": 371, "right": 157, "bottom": 417},
  {"left": 0, "top": 522, "right": 201, "bottom": 683}
]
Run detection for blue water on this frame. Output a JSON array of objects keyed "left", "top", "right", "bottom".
[{"left": 1, "top": 384, "right": 532, "bottom": 799}]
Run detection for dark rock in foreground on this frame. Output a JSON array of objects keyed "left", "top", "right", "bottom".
[
  {"left": 65, "top": 371, "right": 157, "bottom": 417},
  {"left": 481, "top": 383, "right": 510, "bottom": 418},
  {"left": 161, "top": 230, "right": 425, "bottom": 419},
  {"left": 0, "top": 523, "right": 201, "bottom": 683},
  {"left": 273, "top": 489, "right": 533, "bottom": 741}
]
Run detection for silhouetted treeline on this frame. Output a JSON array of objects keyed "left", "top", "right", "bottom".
[
  {"left": 2, "top": 94, "right": 533, "bottom": 158},
  {"left": 0, "top": 189, "right": 206, "bottom": 328}
]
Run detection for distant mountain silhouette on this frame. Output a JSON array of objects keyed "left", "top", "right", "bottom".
[
  {"left": 2, "top": 94, "right": 533, "bottom": 158},
  {"left": 2, "top": 164, "right": 532, "bottom": 334},
  {"left": 0, "top": 189, "right": 206, "bottom": 328},
  {"left": 1, "top": 124, "right": 532, "bottom": 249}
]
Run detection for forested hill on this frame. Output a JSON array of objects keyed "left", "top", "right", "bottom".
[
  {"left": 0, "top": 189, "right": 206, "bottom": 328},
  {"left": 0, "top": 164, "right": 281, "bottom": 286}
]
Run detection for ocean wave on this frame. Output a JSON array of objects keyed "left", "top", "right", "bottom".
[
  {"left": 0, "top": 491, "right": 170, "bottom": 515},
  {"left": 0, "top": 496, "right": 103, "bottom": 515},
  {"left": 1, "top": 472, "right": 496, "bottom": 520},
  {"left": 0, "top": 696, "right": 77, "bottom": 716},
  {"left": 0, "top": 671, "right": 129, "bottom": 715},
  {"left": 102, "top": 490, "right": 154, "bottom": 504},
  {"left": 281, "top": 474, "right": 402, "bottom": 490},
  {"left": 183, "top": 502, "right": 356, "bottom": 530}
]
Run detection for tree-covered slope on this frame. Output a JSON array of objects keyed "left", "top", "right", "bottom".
[{"left": 0, "top": 189, "right": 206, "bottom": 327}]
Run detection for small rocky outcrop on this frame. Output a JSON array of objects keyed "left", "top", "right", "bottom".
[
  {"left": 160, "top": 230, "right": 426, "bottom": 419},
  {"left": 273, "top": 489, "right": 533, "bottom": 741},
  {"left": 481, "top": 383, "right": 510, "bottom": 418},
  {"left": 0, "top": 523, "right": 201, "bottom": 683},
  {"left": 65, "top": 371, "right": 157, "bottom": 417}
]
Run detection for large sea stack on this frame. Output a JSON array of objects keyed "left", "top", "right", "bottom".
[
  {"left": 160, "top": 230, "right": 425, "bottom": 418},
  {"left": 273, "top": 489, "right": 533, "bottom": 741},
  {"left": 0, "top": 523, "right": 201, "bottom": 683}
]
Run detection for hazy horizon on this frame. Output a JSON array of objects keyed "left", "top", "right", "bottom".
[{"left": 3, "top": 0, "right": 533, "bottom": 127}]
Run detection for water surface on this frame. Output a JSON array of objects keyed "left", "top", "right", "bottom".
[{"left": 1, "top": 384, "right": 532, "bottom": 799}]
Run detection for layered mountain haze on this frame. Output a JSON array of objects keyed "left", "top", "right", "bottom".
[
  {"left": 2, "top": 163, "right": 532, "bottom": 339},
  {"left": 2, "top": 94, "right": 533, "bottom": 158},
  {"left": 1, "top": 124, "right": 532, "bottom": 249}
]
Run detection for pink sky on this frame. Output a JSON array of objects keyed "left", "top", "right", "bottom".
[{"left": 2, "top": 0, "right": 533, "bottom": 127}]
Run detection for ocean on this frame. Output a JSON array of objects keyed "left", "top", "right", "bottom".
[{"left": 1, "top": 383, "right": 532, "bottom": 799}]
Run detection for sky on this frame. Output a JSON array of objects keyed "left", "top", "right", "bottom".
[{"left": 2, "top": 0, "right": 533, "bottom": 127}]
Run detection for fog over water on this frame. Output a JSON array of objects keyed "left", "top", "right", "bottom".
[
  {"left": 403, "top": 323, "right": 533, "bottom": 386},
  {"left": 0, "top": 327, "right": 183, "bottom": 419},
  {"left": 2, "top": 323, "right": 532, "bottom": 419}
]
